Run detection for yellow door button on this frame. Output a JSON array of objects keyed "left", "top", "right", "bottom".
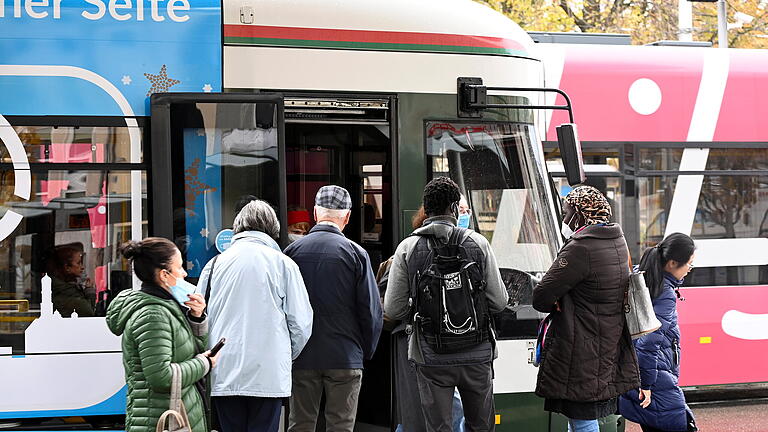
[
  {"left": 495, "top": 415, "right": 501, "bottom": 425},
  {"left": 699, "top": 337, "right": 712, "bottom": 344}
]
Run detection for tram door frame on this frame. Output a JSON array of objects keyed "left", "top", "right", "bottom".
[{"left": 149, "top": 92, "right": 288, "bottom": 247}]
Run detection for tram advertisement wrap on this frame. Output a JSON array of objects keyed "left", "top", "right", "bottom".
[{"left": 0, "top": 0, "right": 222, "bottom": 116}]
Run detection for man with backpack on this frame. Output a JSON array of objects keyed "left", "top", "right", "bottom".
[{"left": 384, "top": 177, "right": 508, "bottom": 432}]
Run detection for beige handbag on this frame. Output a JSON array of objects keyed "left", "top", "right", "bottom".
[{"left": 156, "top": 363, "right": 191, "bottom": 432}]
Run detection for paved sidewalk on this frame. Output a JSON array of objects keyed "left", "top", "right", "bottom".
[{"left": 625, "top": 399, "right": 768, "bottom": 432}]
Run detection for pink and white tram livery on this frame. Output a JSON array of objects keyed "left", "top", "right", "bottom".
[{"left": 539, "top": 41, "right": 768, "bottom": 389}]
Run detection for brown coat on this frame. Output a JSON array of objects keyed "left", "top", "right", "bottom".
[{"left": 533, "top": 223, "right": 640, "bottom": 402}]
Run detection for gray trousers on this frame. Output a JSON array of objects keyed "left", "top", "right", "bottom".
[
  {"left": 415, "top": 363, "right": 495, "bottom": 432},
  {"left": 288, "top": 368, "right": 363, "bottom": 432}
]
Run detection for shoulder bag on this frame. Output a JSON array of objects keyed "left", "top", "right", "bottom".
[
  {"left": 156, "top": 363, "right": 191, "bottom": 432},
  {"left": 623, "top": 252, "right": 662, "bottom": 339}
]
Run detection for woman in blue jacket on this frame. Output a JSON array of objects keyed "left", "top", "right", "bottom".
[{"left": 619, "top": 233, "right": 698, "bottom": 432}]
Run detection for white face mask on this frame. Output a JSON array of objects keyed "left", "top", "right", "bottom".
[
  {"left": 561, "top": 213, "right": 577, "bottom": 239},
  {"left": 561, "top": 222, "right": 575, "bottom": 239},
  {"left": 288, "top": 233, "right": 304, "bottom": 243}
]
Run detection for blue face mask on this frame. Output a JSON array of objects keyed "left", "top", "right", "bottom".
[
  {"left": 170, "top": 278, "right": 198, "bottom": 305},
  {"left": 457, "top": 213, "right": 471, "bottom": 229}
]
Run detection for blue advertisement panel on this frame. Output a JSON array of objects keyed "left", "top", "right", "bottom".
[
  {"left": 0, "top": 0, "right": 221, "bottom": 116},
  {"left": 182, "top": 128, "right": 221, "bottom": 277}
]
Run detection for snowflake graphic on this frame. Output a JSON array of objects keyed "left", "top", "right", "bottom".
[
  {"left": 144, "top": 65, "right": 181, "bottom": 97},
  {"left": 121, "top": 75, "right": 132, "bottom": 85},
  {"left": 202, "top": 83, "right": 213, "bottom": 92}
]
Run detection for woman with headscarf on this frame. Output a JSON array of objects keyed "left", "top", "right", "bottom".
[{"left": 532, "top": 185, "right": 640, "bottom": 432}]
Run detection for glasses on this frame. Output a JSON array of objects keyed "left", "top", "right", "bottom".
[{"left": 686, "top": 262, "right": 695, "bottom": 270}]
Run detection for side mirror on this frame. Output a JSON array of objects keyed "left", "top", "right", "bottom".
[{"left": 556, "top": 123, "right": 586, "bottom": 186}]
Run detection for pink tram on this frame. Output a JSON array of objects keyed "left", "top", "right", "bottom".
[{"left": 538, "top": 40, "right": 768, "bottom": 389}]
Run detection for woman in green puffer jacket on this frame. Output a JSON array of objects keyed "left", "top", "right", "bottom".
[{"left": 107, "top": 237, "right": 218, "bottom": 432}]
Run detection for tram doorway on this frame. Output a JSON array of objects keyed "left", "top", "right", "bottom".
[
  {"left": 283, "top": 97, "right": 395, "bottom": 429},
  {"left": 284, "top": 98, "right": 394, "bottom": 269}
]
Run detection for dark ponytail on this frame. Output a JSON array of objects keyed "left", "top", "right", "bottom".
[
  {"left": 638, "top": 232, "right": 696, "bottom": 299},
  {"left": 119, "top": 237, "right": 178, "bottom": 284}
]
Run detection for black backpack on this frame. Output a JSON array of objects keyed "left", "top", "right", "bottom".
[{"left": 410, "top": 227, "right": 490, "bottom": 354}]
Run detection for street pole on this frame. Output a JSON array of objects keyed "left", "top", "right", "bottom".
[
  {"left": 679, "top": 0, "right": 693, "bottom": 41},
  {"left": 718, "top": 0, "right": 728, "bottom": 48}
]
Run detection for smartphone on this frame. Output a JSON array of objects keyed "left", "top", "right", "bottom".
[{"left": 210, "top": 337, "right": 226, "bottom": 356}]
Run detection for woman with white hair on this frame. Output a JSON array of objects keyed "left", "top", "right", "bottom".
[{"left": 198, "top": 199, "right": 314, "bottom": 432}]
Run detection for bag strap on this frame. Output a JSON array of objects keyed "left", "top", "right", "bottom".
[
  {"left": 169, "top": 363, "right": 183, "bottom": 413},
  {"left": 203, "top": 255, "right": 220, "bottom": 307},
  {"left": 623, "top": 248, "right": 632, "bottom": 313},
  {"left": 447, "top": 226, "right": 466, "bottom": 246}
]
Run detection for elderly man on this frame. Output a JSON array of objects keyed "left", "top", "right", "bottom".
[
  {"left": 199, "top": 200, "right": 313, "bottom": 432},
  {"left": 284, "top": 185, "right": 383, "bottom": 432}
]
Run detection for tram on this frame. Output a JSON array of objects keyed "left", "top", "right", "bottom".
[
  {"left": 0, "top": 0, "right": 592, "bottom": 430},
  {"left": 536, "top": 40, "right": 768, "bottom": 391}
]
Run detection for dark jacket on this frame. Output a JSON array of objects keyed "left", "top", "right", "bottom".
[
  {"left": 51, "top": 276, "right": 95, "bottom": 317},
  {"left": 619, "top": 274, "right": 694, "bottom": 431},
  {"left": 533, "top": 223, "right": 640, "bottom": 402},
  {"left": 285, "top": 223, "right": 383, "bottom": 369}
]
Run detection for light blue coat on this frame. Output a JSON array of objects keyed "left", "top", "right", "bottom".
[{"left": 198, "top": 231, "right": 313, "bottom": 397}]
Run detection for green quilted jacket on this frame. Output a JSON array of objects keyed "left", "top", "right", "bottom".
[{"left": 107, "top": 288, "right": 210, "bottom": 432}]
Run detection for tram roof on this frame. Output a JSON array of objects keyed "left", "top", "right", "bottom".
[
  {"left": 539, "top": 43, "right": 768, "bottom": 142},
  {"left": 223, "top": 0, "right": 537, "bottom": 59}
]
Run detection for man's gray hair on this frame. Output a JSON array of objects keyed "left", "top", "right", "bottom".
[
  {"left": 233, "top": 200, "right": 280, "bottom": 238},
  {"left": 315, "top": 206, "right": 350, "bottom": 220}
]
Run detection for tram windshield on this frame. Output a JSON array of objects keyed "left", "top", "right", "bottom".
[{"left": 427, "top": 121, "right": 559, "bottom": 337}]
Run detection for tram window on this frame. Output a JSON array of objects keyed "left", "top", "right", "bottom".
[
  {"left": 426, "top": 122, "right": 559, "bottom": 339},
  {"left": 638, "top": 174, "right": 768, "bottom": 286},
  {"left": 639, "top": 147, "right": 768, "bottom": 172},
  {"left": 168, "top": 102, "right": 279, "bottom": 277},
  {"left": 551, "top": 176, "right": 622, "bottom": 225},
  {"left": 0, "top": 169, "right": 147, "bottom": 354},
  {"left": 6, "top": 126, "right": 142, "bottom": 163}
]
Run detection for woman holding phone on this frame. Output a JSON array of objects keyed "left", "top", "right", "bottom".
[{"left": 107, "top": 237, "right": 219, "bottom": 432}]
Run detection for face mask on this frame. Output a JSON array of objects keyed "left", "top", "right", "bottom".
[
  {"left": 561, "top": 222, "right": 575, "bottom": 239},
  {"left": 169, "top": 276, "right": 198, "bottom": 305},
  {"left": 457, "top": 213, "right": 471, "bottom": 229},
  {"left": 561, "top": 213, "right": 577, "bottom": 239},
  {"left": 288, "top": 233, "right": 304, "bottom": 243}
]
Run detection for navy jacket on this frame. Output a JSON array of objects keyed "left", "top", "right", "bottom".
[
  {"left": 619, "top": 274, "right": 694, "bottom": 431},
  {"left": 285, "top": 224, "right": 383, "bottom": 370}
]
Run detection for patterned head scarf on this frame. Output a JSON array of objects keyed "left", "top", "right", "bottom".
[{"left": 564, "top": 185, "right": 612, "bottom": 226}]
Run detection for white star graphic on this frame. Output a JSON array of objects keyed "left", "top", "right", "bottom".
[
  {"left": 186, "top": 261, "right": 195, "bottom": 271},
  {"left": 200, "top": 227, "right": 209, "bottom": 238},
  {"left": 121, "top": 75, "right": 132, "bottom": 85},
  {"left": 202, "top": 83, "right": 213, "bottom": 93}
]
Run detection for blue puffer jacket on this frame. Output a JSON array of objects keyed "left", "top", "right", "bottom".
[{"left": 619, "top": 273, "right": 694, "bottom": 431}]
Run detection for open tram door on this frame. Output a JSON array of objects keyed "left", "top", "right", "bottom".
[
  {"left": 149, "top": 91, "right": 396, "bottom": 428},
  {"left": 150, "top": 93, "right": 288, "bottom": 268}
]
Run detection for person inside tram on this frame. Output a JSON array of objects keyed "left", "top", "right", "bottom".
[
  {"left": 47, "top": 244, "right": 96, "bottom": 317},
  {"left": 619, "top": 233, "right": 698, "bottom": 432},
  {"left": 287, "top": 206, "right": 312, "bottom": 244}
]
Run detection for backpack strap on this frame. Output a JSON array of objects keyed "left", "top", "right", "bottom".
[
  {"left": 447, "top": 226, "right": 467, "bottom": 246},
  {"left": 203, "top": 255, "right": 220, "bottom": 308}
]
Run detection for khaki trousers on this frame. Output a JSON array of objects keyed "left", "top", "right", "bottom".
[{"left": 288, "top": 368, "right": 363, "bottom": 432}]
